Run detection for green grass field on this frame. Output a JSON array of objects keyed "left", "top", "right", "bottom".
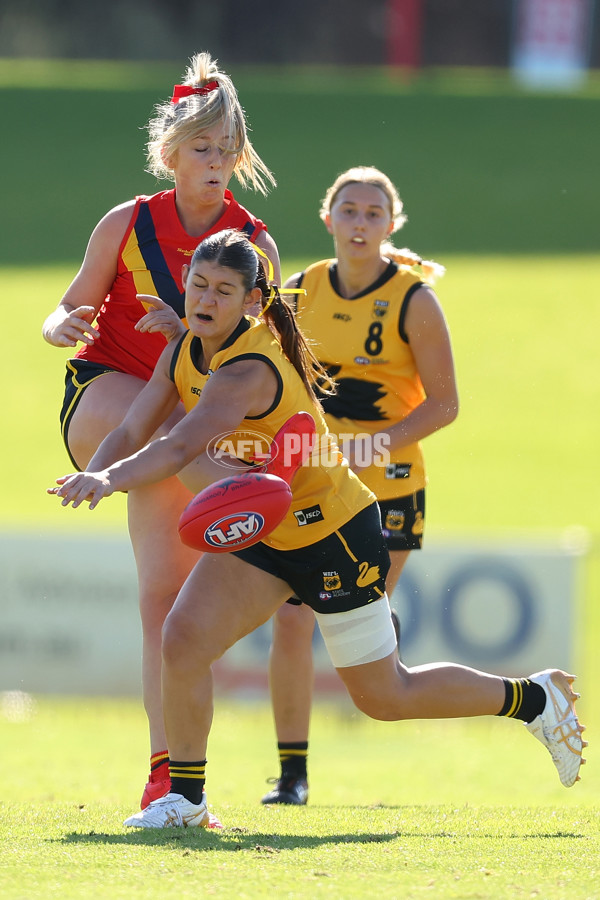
[
  {"left": 1, "top": 61, "right": 599, "bottom": 899},
  {"left": 2, "top": 253, "right": 598, "bottom": 898},
  {"left": 1, "top": 697, "right": 598, "bottom": 899}
]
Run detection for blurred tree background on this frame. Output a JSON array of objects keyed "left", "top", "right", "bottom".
[{"left": 1, "top": 0, "right": 598, "bottom": 67}]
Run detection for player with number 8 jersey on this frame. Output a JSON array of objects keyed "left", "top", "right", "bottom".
[
  {"left": 261, "top": 166, "right": 459, "bottom": 807},
  {"left": 295, "top": 257, "right": 427, "bottom": 499}
]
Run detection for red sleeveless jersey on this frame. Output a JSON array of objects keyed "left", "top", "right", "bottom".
[{"left": 77, "top": 189, "right": 267, "bottom": 381}]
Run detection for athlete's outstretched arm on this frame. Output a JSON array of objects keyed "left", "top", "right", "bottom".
[
  {"left": 48, "top": 343, "right": 181, "bottom": 507},
  {"left": 51, "top": 355, "right": 278, "bottom": 508}
]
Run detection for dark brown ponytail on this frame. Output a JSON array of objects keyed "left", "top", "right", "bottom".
[{"left": 255, "top": 265, "right": 335, "bottom": 402}]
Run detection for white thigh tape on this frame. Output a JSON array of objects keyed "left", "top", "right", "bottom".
[{"left": 314, "top": 595, "right": 397, "bottom": 669}]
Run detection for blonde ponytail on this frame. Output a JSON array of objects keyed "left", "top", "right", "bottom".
[{"left": 382, "top": 243, "right": 445, "bottom": 285}]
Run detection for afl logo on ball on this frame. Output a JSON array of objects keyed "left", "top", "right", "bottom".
[{"left": 204, "top": 512, "right": 265, "bottom": 548}]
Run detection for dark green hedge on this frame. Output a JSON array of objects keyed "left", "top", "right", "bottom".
[{"left": 3, "top": 66, "right": 598, "bottom": 264}]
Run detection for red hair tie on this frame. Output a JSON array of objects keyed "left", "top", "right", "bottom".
[{"left": 170, "top": 81, "right": 219, "bottom": 104}]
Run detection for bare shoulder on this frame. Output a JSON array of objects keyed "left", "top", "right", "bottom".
[
  {"left": 254, "top": 228, "right": 279, "bottom": 256},
  {"left": 404, "top": 284, "right": 452, "bottom": 343},
  {"left": 93, "top": 199, "right": 137, "bottom": 240},
  {"left": 283, "top": 271, "right": 302, "bottom": 289},
  {"left": 406, "top": 284, "right": 445, "bottom": 317},
  {"left": 65, "top": 200, "right": 138, "bottom": 299},
  {"left": 254, "top": 229, "right": 281, "bottom": 282}
]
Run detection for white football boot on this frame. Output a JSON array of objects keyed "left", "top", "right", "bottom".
[
  {"left": 124, "top": 792, "right": 221, "bottom": 829},
  {"left": 525, "top": 669, "right": 586, "bottom": 787}
]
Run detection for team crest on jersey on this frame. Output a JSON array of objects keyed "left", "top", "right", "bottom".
[
  {"left": 321, "top": 570, "right": 351, "bottom": 599},
  {"left": 372, "top": 299, "right": 389, "bottom": 319},
  {"left": 384, "top": 511, "right": 405, "bottom": 532},
  {"left": 323, "top": 572, "right": 342, "bottom": 591}
]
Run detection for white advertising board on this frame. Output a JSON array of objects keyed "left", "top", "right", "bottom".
[
  {"left": 511, "top": 0, "right": 595, "bottom": 89},
  {"left": 0, "top": 534, "right": 582, "bottom": 696}
]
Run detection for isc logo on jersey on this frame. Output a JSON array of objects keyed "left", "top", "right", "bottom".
[{"left": 204, "top": 511, "right": 265, "bottom": 548}]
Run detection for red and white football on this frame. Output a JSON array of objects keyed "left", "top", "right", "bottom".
[{"left": 178, "top": 471, "right": 292, "bottom": 553}]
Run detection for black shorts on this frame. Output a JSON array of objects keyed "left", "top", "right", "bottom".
[
  {"left": 233, "top": 502, "right": 390, "bottom": 615},
  {"left": 379, "top": 489, "right": 425, "bottom": 552},
  {"left": 59, "top": 359, "right": 120, "bottom": 469}
]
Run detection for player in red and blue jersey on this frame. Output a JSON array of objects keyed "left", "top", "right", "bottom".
[{"left": 42, "top": 52, "right": 279, "bottom": 813}]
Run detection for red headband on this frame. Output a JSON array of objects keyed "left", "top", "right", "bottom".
[{"left": 170, "top": 81, "right": 219, "bottom": 104}]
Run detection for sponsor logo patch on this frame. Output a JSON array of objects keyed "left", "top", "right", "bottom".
[
  {"left": 294, "top": 504, "right": 324, "bottom": 526},
  {"left": 385, "top": 463, "right": 412, "bottom": 479}
]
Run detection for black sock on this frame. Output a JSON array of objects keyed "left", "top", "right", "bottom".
[
  {"left": 496, "top": 678, "right": 546, "bottom": 723},
  {"left": 278, "top": 741, "right": 308, "bottom": 779},
  {"left": 169, "top": 759, "right": 206, "bottom": 805}
]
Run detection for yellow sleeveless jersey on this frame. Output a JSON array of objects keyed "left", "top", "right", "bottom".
[
  {"left": 296, "top": 260, "right": 427, "bottom": 499},
  {"left": 169, "top": 315, "right": 376, "bottom": 550}
]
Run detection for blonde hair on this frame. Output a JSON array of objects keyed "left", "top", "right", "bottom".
[
  {"left": 145, "top": 52, "right": 276, "bottom": 196},
  {"left": 319, "top": 165, "right": 444, "bottom": 284}
]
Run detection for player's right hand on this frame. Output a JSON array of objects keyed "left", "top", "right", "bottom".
[
  {"left": 48, "top": 470, "right": 114, "bottom": 510},
  {"left": 135, "top": 294, "right": 186, "bottom": 343},
  {"left": 45, "top": 306, "right": 100, "bottom": 348}
]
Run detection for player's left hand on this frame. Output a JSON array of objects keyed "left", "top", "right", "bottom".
[
  {"left": 48, "top": 471, "right": 115, "bottom": 509},
  {"left": 135, "top": 294, "right": 186, "bottom": 343}
]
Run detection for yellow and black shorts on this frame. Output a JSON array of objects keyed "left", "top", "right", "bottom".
[
  {"left": 233, "top": 502, "right": 390, "bottom": 615},
  {"left": 378, "top": 489, "right": 425, "bottom": 552},
  {"left": 59, "top": 359, "right": 119, "bottom": 469}
]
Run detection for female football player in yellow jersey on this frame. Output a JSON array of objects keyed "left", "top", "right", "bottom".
[
  {"left": 50, "top": 230, "right": 584, "bottom": 829},
  {"left": 262, "top": 166, "right": 459, "bottom": 804},
  {"left": 41, "top": 51, "right": 280, "bottom": 809}
]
